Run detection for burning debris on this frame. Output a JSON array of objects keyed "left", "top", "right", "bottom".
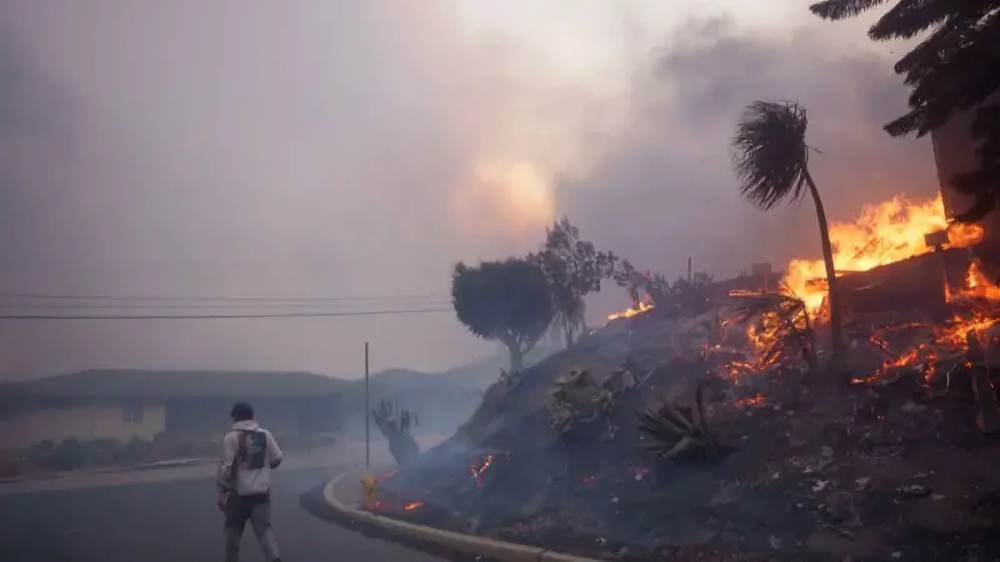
[
  {"left": 727, "top": 288, "right": 817, "bottom": 374},
  {"left": 363, "top": 194, "right": 1000, "bottom": 561}
]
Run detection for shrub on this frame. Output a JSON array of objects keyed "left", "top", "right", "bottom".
[{"left": 47, "top": 437, "right": 87, "bottom": 471}]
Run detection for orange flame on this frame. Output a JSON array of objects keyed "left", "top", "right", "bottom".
[
  {"left": 404, "top": 501, "right": 423, "bottom": 511},
  {"left": 785, "top": 193, "right": 983, "bottom": 314},
  {"left": 471, "top": 453, "right": 505, "bottom": 489},
  {"left": 736, "top": 193, "right": 995, "bottom": 382},
  {"left": 607, "top": 298, "right": 655, "bottom": 322},
  {"left": 735, "top": 394, "right": 766, "bottom": 407}
]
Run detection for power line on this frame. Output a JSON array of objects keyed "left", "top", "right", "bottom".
[
  {"left": 0, "top": 292, "right": 446, "bottom": 303},
  {"left": 0, "top": 307, "right": 454, "bottom": 321},
  {"left": 0, "top": 300, "right": 452, "bottom": 311}
]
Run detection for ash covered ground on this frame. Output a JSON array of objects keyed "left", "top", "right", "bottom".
[{"left": 361, "top": 259, "right": 1000, "bottom": 561}]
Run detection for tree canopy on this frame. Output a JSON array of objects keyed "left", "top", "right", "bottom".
[
  {"left": 451, "top": 258, "right": 554, "bottom": 372},
  {"left": 809, "top": 0, "right": 1000, "bottom": 220},
  {"left": 530, "top": 217, "right": 617, "bottom": 347}
]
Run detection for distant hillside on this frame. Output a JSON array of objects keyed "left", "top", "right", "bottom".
[
  {"left": 438, "top": 345, "right": 557, "bottom": 390},
  {"left": 9, "top": 368, "right": 346, "bottom": 398},
  {"left": 340, "top": 346, "right": 557, "bottom": 433}
]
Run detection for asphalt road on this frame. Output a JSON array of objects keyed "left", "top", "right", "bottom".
[{"left": 0, "top": 465, "right": 446, "bottom": 562}]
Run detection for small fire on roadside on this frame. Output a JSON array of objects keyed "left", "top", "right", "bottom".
[{"left": 403, "top": 501, "right": 423, "bottom": 511}]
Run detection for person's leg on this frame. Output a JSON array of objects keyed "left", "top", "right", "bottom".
[
  {"left": 249, "top": 498, "right": 281, "bottom": 562},
  {"left": 223, "top": 495, "right": 250, "bottom": 562}
]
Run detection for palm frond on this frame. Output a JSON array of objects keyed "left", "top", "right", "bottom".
[
  {"left": 732, "top": 101, "right": 810, "bottom": 211},
  {"left": 730, "top": 285, "right": 805, "bottom": 323},
  {"left": 730, "top": 287, "right": 817, "bottom": 371},
  {"left": 809, "top": 0, "right": 888, "bottom": 21}
]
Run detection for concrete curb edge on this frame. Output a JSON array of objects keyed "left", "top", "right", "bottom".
[{"left": 322, "top": 468, "right": 599, "bottom": 562}]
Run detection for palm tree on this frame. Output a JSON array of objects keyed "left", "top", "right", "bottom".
[
  {"left": 808, "top": 0, "right": 999, "bottom": 136},
  {"left": 731, "top": 100, "right": 844, "bottom": 362}
]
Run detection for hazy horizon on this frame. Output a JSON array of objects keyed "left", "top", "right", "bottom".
[{"left": 0, "top": 1, "right": 940, "bottom": 381}]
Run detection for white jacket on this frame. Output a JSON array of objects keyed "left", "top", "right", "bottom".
[{"left": 216, "top": 420, "right": 283, "bottom": 497}]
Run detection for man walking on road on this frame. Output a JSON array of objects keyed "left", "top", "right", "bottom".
[{"left": 217, "top": 401, "right": 284, "bottom": 562}]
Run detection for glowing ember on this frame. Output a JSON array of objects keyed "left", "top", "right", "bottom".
[
  {"left": 735, "top": 394, "right": 765, "bottom": 408},
  {"left": 785, "top": 194, "right": 983, "bottom": 314},
  {"left": 403, "top": 501, "right": 423, "bottom": 511},
  {"left": 470, "top": 453, "right": 506, "bottom": 489},
  {"left": 376, "top": 470, "right": 399, "bottom": 482},
  {"left": 627, "top": 465, "right": 650, "bottom": 478}
]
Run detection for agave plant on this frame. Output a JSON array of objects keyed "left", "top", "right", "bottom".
[
  {"left": 637, "top": 384, "right": 731, "bottom": 462},
  {"left": 549, "top": 368, "right": 627, "bottom": 439},
  {"left": 549, "top": 403, "right": 575, "bottom": 434},
  {"left": 549, "top": 369, "right": 595, "bottom": 433}
]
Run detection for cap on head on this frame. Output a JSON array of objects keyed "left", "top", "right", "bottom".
[{"left": 230, "top": 401, "right": 254, "bottom": 422}]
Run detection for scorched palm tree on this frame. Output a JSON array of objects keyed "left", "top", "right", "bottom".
[{"left": 731, "top": 100, "right": 845, "bottom": 363}]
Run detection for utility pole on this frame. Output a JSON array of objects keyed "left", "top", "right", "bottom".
[
  {"left": 687, "top": 257, "right": 692, "bottom": 282},
  {"left": 364, "top": 341, "right": 370, "bottom": 471}
]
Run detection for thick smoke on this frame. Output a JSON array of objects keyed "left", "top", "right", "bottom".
[
  {"left": 0, "top": 3, "right": 934, "bottom": 378},
  {"left": 562, "top": 19, "right": 939, "bottom": 318}
]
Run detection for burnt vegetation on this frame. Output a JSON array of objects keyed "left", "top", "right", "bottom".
[{"left": 359, "top": 7, "right": 1000, "bottom": 558}]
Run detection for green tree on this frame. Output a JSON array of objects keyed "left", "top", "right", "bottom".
[
  {"left": 451, "top": 258, "right": 554, "bottom": 372},
  {"left": 732, "top": 100, "right": 845, "bottom": 361},
  {"left": 531, "top": 217, "right": 617, "bottom": 347},
  {"left": 809, "top": 0, "right": 1000, "bottom": 220}
]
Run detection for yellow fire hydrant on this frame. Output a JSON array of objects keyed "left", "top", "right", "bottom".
[{"left": 361, "top": 473, "right": 377, "bottom": 511}]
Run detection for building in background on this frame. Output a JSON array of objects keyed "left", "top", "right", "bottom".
[
  {"left": 0, "top": 369, "right": 344, "bottom": 451},
  {"left": 931, "top": 91, "right": 1000, "bottom": 237}
]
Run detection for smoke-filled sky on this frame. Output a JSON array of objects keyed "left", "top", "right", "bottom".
[{"left": 0, "top": 1, "right": 940, "bottom": 380}]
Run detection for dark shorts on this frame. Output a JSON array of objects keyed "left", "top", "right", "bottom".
[{"left": 224, "top": 493, "right": 271, "bottom": 530}]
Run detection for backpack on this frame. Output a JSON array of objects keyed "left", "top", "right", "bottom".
[{"left": 230, "top": 429, "right": 268, "bottom": 484}]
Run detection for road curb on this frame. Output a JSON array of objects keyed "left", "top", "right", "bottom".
[{"left": 321, "top": 467, "right": 599, "bottom": 562}]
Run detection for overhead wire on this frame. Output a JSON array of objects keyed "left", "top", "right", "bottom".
[
  {"left": 0, "top": 307, "right": 454, "bottom": 321},
  {"left": 0, "top": 300, "right": 452, "bottom": 310},
  {"left": 0, "top": 291, "right": 455, "bottom": 320},
  {"left": 0, "top": 292, "right": 447, "bottom": 302}
]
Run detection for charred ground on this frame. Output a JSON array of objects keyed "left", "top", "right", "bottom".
[{"left": 353, "top": 254, "right": 1000, "bottom": 561}]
